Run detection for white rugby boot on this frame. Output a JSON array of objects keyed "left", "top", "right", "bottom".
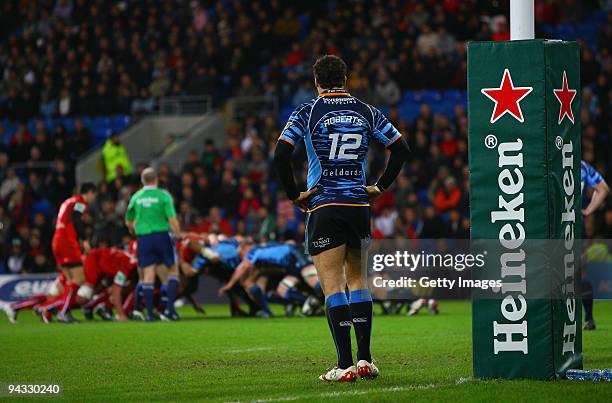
[
  {"left": 357, "top": 360, "right": 379, "bottom": 379},
  {"left": 319, "top": 365, "right": 357, "bottom": 382}
]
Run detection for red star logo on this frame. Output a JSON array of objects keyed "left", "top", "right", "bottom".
[
  {"left": 553, "top": 70, "right": 577, "bottom": 125},
  {"left": 481, "top": 69, "right": 533, "bottom": 124}
]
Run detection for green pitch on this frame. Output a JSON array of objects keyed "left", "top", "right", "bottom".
[{"left": 1, "top": 301, "right": 611, "bottom": 402}]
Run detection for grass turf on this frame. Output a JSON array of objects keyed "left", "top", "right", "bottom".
[{"left": 0, "top": 301, "right": 611, "bottom": 402}]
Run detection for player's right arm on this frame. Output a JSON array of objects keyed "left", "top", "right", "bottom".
[
  {"left": 365, "top": 107, "right": 411, "bottom": 199},
  {"left": 110, "top": 270, "right": 131, "bottom": 321},
  {"left": 274, "top": 105, "right": 317, "bottom": 211},
  {"left": 110, "top": 283, "right": 128, "bottom": 321}
]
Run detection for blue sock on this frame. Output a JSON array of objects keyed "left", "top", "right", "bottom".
[
  {"left": 249, "top": 284, "right": 271, "bottom": 315},
  {"left": 326, "top": 292, "right": 353, "bottom": 369},
  {"left": 284, "top": 288, "right": 307, "bottom": 304},
  {"left": 143, "top": 284, "right": 155, "bottom": 320},
  {"left": 349, "top": 289, "right": 373, "bottom": 362},
  {"left": 134, "top": 282, "right": 143, "bottom": 311},
  {"left": 267, "top": 292, "right": 285, "bottom": 305},
  {"left": 166, "top": 276, "right": 179, "bottom": 314},
  {"left": 160, "top": 284, "right": 168, "bottom": 311}
]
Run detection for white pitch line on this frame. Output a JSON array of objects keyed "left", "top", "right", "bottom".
[
  {"left": 243, "top": 379, "right": 470, "bottom": 403},
  {"left": 224, "top": 347, "right": 274, "bottom": 354}
]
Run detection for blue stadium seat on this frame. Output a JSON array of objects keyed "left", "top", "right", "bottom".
[
  {"left": 397, "top": 102, "right": 420, "bottom": 123},
  {"left": 111, "top": 115, "right": 131, "bottom": 132},
  {"left": 27, "top": 119, "right": 37, "bottom": 134},
  {"left": 80, "top": 116, "right": 93, "bottom": 127},
  {"left": 417, "top": 189, "right": 431, "bottom": 206},
  {"left": 279, "top": 105, "right": 294, "bottom": 125},
  {"left": 60, "top": 117, "right": 76, "bottom": 131},
  {"left": 30, "top": 199, "right": 53, "bottom": 219},
  {"left": 439, "top": 211, "right": 450, "bottom": 223},
  {"left": 415, "top": 90, "right": 442, "bottom": 103},
  {"left": 443, "top": 90, "right": 464, "bottom": 102},
  {"left": 93, "top": 127, "right": 112, "bottom": 140},
  {"left": 297, "top": 14, "right": 312, "bottom": 38},
  {"left": 401, "top": 91, "right": 418, "bottom": 103}
]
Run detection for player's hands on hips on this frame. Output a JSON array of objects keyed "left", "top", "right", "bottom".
[
  {"left": 292, "top": 188, "right": 317, "bottom": 212},
  {"left": 364, "top": 185, "right": 383, "bottom": 200}
]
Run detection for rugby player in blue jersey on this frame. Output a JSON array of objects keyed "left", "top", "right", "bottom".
[
  {"left": 219, "top": 242, "right": 322, "bottom": 317},
  {"left": 273, "top": 55, "right": 410, "bottom": 382},
  {"left": 580, "top": 160, "right": 609, "bottom": 330},
  {"left": 180, "top": 235, "right": 259, "bottom": 317}
]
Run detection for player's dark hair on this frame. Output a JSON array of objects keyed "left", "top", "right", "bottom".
[
  {"left": 313, "top": 55, "right": 347, "bottom": 89},
  {"left": 80, "top": 182, "right": 97, "bottom": 194}
]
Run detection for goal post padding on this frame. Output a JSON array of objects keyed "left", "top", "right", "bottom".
[{"left": 468, "top": 39, "right": 582, "bottom": 380}]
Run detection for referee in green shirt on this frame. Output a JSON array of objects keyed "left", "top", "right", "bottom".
[{"left": 126, "top": 167, "right": 182, "bottom": 321}]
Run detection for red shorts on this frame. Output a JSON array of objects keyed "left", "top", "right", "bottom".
[{"left": 52, "top": 235, "right": 82, "bottom": 268}]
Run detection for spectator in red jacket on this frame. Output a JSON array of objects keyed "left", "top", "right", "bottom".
[
  {"left": 238, "top": 187, "right": 261, "bottom": 218},
  {"left": 197, "top": 206, "right": 234, "bottom": 236},
  {"left": 434, "top": 176, "right": 462, "bottom": 213}
]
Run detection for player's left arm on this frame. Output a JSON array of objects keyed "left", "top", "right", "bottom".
[
  {"left": 72, "top": 202, "right": 91, "bottom": 252},
  {"left": 219, "top": 259, "right": 253, "bottom": 295},
  {"left": 366, "top": 107, "right": 411, "bottom": 199},
  {"left": 583, "top": 180, "right": 609, "bottom": 216}
]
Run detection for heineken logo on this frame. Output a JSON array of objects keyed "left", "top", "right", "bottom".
[
  {"left": 553, "top": 70, "right": 577, "bottom": 125},
  {"left": 481, "top": 69, "right": 533, "bottom": 124},
  {"left": 560, "top": 140, "right": 577, "bottom": 354},
  {"left": 490, "top": 139, "right": 528, "bottom": 355}
]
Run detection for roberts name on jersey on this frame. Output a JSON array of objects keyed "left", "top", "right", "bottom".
[{"left": 279, "top": 90, "right": 401, "bottom": 212}]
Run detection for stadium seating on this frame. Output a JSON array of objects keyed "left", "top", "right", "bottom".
[{"left": 2, "top": 115, "right": 131, "bottom": 148}]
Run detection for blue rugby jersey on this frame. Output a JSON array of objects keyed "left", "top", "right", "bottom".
[
  {"left": 278, "top": 90, "right": 402, "bottom": 211},
  {"left": 246, "top": 244, "right": 294, "bottom": 268},
  {"left": 193, "top": 240, "right": 241, "bottom": 271},
  {"left": 213, "top": 241, "right": 242, "bottom": 270},
  {"left": 581, "top": 160, "right": 603, "bottom": 193}
]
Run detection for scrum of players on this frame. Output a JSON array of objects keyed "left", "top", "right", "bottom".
[
  {"left": 2, "top": 232, "right": 329, "bottom": 324},
  {"left": 2, "top": 184, "right": 437, "bottom": 324},
  {"left": 1, "top": 234, "right": 327, "bottom": 324},
  {"left": 2, "top": 234, "right": 437, "bottom": 324}
]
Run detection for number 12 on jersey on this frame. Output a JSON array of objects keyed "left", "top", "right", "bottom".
[{"left": 328, "top": 133, "right": 362, "bottom": 160}]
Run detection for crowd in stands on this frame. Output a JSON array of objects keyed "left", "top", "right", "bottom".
[{"left": 1, "top": 0, "right": 611, "bottom": 273}]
